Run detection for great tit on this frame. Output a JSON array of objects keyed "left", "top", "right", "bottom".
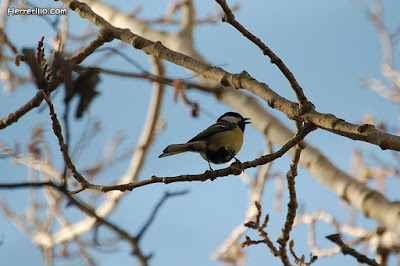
[{"left": 159, "top": 112, "right": 250, "bottom": 169}]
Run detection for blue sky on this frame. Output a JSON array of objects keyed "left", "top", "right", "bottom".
[{"left": 1, "top": 0, "right": 399, "bottom": 265}]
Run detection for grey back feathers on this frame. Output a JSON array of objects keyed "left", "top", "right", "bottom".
[
  {"left": 187, "top": 122, "right": 236, "bottom": 143},
  {"left": 158, "top": 141, "right": 206, "bottom": 158}
]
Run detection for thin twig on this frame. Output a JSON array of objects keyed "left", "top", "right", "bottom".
[
  {"left": 80, "top": 66, "right": 218, "bottom": 94},
  {"left": 288, "top": 240, "right": 318, "bottom": 266},
  {"left": 326, "top": 234, "right": 380, "bottom": 266},
  {"left": 39, "top": 52, "right": 167, "bottom": 250},
  {"left": 212, "top": 140, "right": 274, "bottom": 262},
  {"left": 59, "top": 0, "right": 400, "bottom": 152},
  {"left": 241, "top": 130, "right": 310, "bottom": 265},
  {"left": 135, "top": 190, "right": 189, "bottom": 240},
  {"left": 0, "top": 181, "right": 56, "bottom": 189},
  {"left": 100, "top": 123, "right": 316, "bottom": 192},
  {"left": 242, "top": 203, "right": 279, "bottom": 256},
  {"left": 54, "top": 186, "right": 150, "bottom": 266},
  {"left": 42, "top": 91, "right": 92, "bottom": 188},
  {"left": 1, "top": 122, "right": 312, "bottom": 195},
  {"left": 0, "top": 30, "right": 109, "bottom": 130},
  {"left": 214, "top": 0, "right": 310, "bottom": 110},
  {"left": 277, "top": 142, "right": 305, "bottom": 265}
]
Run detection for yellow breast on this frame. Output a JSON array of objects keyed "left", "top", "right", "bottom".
[{"left": 207, "top": 125, "right": 244, "bottom": 155}]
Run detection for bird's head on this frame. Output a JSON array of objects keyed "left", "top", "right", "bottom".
[{"left": 217, "top": 112, "right": 250, "bottom": 131}]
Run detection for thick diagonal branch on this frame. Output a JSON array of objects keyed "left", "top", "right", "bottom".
[{"left": 60, "top": 0, "right": 400, "bottom": 152}]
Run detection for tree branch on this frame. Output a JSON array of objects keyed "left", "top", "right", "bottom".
[
  {"left": 60, "top": 0, "right": 400, "bottom": 152},
  {"left": 36, "top": 51, "right": 167, "bottom": 248},
  {"left": 55, "top": 187, "right": 150, "bottom": 266},
  {"left": 211, "top": 141, "right": 274, "bottom": 262},
  {"left": 42, "top": 90, "right": 93, "bottom": 189},
  {"left": 0, "top": 29, "right": 110, "bottom": 130},
  {"left": 135, "top": 190, "right": 189, "bottom": 240},
  {"left": 277, "top": 142, "right": 305, "bottom": 264},
  {"left": 326, "top": 234, "right": 380, "bottom": 266},
  {"left": 97, "top": 123, "right": 315, "bottom": 192},
  {"left": 215, "top": 0, "right": 310, "bottom": 109},
  {"left": 0, "top": 181, "right": 56, "bottom": 189}
]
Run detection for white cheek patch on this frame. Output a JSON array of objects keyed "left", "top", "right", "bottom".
[{"left": 221, "top": 116, "right": 241, "bottom": 124}]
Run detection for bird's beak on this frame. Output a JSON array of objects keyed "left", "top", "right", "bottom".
[{"left": 244, "top": 118, "right": 251, "bottom": 124}]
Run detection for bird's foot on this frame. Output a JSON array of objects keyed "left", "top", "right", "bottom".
[{"left": 231, "top": 157, "right": 243, "bottom": 174}]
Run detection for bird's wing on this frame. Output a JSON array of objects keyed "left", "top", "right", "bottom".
[{"left": 187, "top": 122, "right": 236, "bottom": 143}]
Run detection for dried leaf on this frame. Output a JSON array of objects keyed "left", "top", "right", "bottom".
[{"left": 72, "top": 68, "right": 100, "bottom": 118}]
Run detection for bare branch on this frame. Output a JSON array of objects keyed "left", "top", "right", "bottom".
[
  {"left": 0, "top": 29, "right": 110, "bottom": 130},
  {"left": 358, "top": 0, "right": 400, "bottom": 101},
  {"left": 42, "top": 90, "right": 92, "bottom": 189},
  {"left": 55, "top": 187, "right": 150, "bottom": 266},
  {"left": 326, "top": 234, "right": 380, "bottom": 266},
  {"left": 136, "top": 190, "right": 189, "bottom": 240},
  {"left": 41, "top": 49, "right": 167, "bottom": 249},
  {"left": 0, "top": 141, "right": 62, "bottom": 182},
  {"left": 60, "top": 0, "right": 400, "bottom": 152},
  {"left": 214, "top": 0, "right": 310, "bottom": 109},
  {"left": 289, "top": 240, "right": 318, "bottom": 266},
  {"left": 277, "top": 142, "right": 305, "bottom": 264},
  {"left": 100, "top": 123, "right": 316, "bottom": 192},
  {"left": 242, "top": 203, "right": 279, "bottom": 256},
  {"left": 211, "top": 141, "right": 274, "bottom": 263},
  {"left": 0, "top": 90, "right": 45, "bottom": 129},
  {"left": 81, "top": 65, "right": 218, "bottom": 94},
  {"left": 142, "top": 3, "right": 240, "bottom": 26},
  {"left": 0, "top": 181, "right": 56, "bottom": 189},
  {"left": 241, "top": 131, "right": 312, "bottom": 265},
  {"left": 294, "top": 210, "right": 385, "bottom": 258}
]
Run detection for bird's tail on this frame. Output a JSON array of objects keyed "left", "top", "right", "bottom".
[{"left": 158, "top": 142, "right": 205, "bottom": 158}]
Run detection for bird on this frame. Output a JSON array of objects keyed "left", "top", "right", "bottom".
[{"left": 159, "top": 112, "right": 250, "bottom": 170}]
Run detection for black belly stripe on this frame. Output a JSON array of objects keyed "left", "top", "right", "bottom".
[{"left": 206, "top": 147, "right": 235, "bottom": 164}]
